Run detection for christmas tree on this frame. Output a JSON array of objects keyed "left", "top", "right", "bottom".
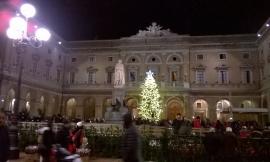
[{"left": 138, "top": 71, "right": 162, "bottom": 122}]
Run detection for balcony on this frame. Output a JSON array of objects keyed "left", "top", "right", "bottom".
[{"left": 191, "top": 81, "right": 259, "bottom": 91}]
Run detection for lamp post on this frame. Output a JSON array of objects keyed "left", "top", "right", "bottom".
[{"left": 6, "top": 3, "right": 51, "bottom": 159}]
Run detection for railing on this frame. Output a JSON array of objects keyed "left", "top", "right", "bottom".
[{"left": 191, "top": 82, "right": 259, "bottom": 89}]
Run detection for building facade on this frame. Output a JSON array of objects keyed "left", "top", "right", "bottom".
[{"left": 0, "top": 22, "right": 270, "bottom": 124}]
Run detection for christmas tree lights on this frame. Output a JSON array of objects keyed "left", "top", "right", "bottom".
[{"left": 138, "top": 71, "right": 162, "bottom": 122}]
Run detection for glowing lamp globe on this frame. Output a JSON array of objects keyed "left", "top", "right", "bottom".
[
  {"left": 9, "top": 17, "right": 27, "bottom": 32},
  {"left": 20, "top": 3, "right": 36, "bottom": 18},
  {"left": 35, "top": 28, "right": 51, "bottom": 41},
  {"left": 6, "top": 28, "right": 23, "bottom": 40}
]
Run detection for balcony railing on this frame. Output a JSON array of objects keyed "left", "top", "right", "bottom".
[{"left": 191, "top": 82, "right": 259, "bottom": 90}]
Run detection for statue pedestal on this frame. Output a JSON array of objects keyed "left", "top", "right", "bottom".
[
  {"left": 105, "top": 87, "right": 128, "bottom": 121},
  {"left": 105, "top": 107, "right": 128, "bottom": 121}
]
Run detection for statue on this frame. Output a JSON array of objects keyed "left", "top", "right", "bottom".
[{"left": 114, "top": 59, "right": 125, "bottom": 88}]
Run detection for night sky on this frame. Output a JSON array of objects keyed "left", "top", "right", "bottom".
[{"left": 2, "top": 0, "right": 270, "bottom": 41}]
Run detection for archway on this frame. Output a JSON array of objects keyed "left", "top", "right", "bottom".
[
  {"left": 66, "top": 98, "right": 76, "bottom": 119},
  {"left": 216, "top": 99, "right": 232, "bottom": 121},
  {"left": 126, "top": 98, "right": 139, "bottom": 118},
  {"left": 6, "top": 89, "right": 15, "bottom": 113},
  {"left": 240, "top": 100, "right": 256, "bottom": 108},
  {"left": 166, "top": 98, "right": 184, "bottom": 120},
  {"left": 38, "top": 96, "right": 46, "bottom": 117},
  {"left": 193, "top": 99, "right": 208, "bottom": 119},
  {"left": 103, "top": 98, "right": 112, "bottom": 117},
  {"left": 83, "top": 98, "right": 95, "bottom": 120}
]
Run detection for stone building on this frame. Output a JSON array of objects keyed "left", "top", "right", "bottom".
[{"left": 0, "top": 21, "right": 270, "bottom": 124}]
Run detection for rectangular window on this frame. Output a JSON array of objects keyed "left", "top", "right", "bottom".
[
  {"left": 57, "top": 70, "right": 61, "bottom": 82},
  {"left": 88, "top": 72, "right": 96, "bottom": 84},
  {"left": 219, "top": 53, "right": 226, "bottom": 60},
  {"left": 58, "top": 55, "right": 62, "bottom": 61},
  {"left": 32, "top": 62, "right": 38, "bottom": 74},
  {"left": 107, "top": 72, "right": 113, "bottom": 84},
  {"left": 89, "top": 56, "right": 95, "bottom": 62},
  {"left": 70, "top": 72, "right": 75, "bottom": 84},
  {"left": 197, "top": 103, "right": 202, "bottom": 109},
  {"left": 45, "top": 69, "right": 50, "bottom": 80},
  {"left": 71, "top": 58, "right": 76, "bottom": 62},
  {"left": 243, "top": 53, "right": 250, "bottom": 59},
  {"left": 108, "top": 57, "right": 113, "bottom": 62},
  {"left": 219, "top": 70, "right": 228, "bottom": 84},
  {"left": 196, "top": 71, "right": 204, "bottom": 84},
  {"left": 242, "top": 70, "right": 252, "bottom": 84},
  {"left": 129, "top": 71, "right": 136, "bottom": 82},
  {"left": 197, "top": 54, "right": 204, "bottom": 60}
]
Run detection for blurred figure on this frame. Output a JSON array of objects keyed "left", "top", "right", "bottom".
[
  {"left": 72, "top": 121, "right": 85, "bottom": 149},
  {"left": 221, "top": 127, "right": 238, "bottom": 161},
  {"left": 193, "top": 116, "right": 201, "bottom": 128},
  {"left": 37, "top": 121, "right": 55, "bottom": 162},
  {"left": 56, "top": 120, "right": 74, "bottom": 152},
  {"left": 0, "top": 111, "right": 9, "bottom": 162},
  {"left": 203, "top": 127, "right": 222, "bottom": 162},
  {"left": 121, "top": 113, "right": 143, "bottom": 162},
  {"left": 215, "top": 120, "right": 225, "bottom": 134},
  {"left": 172, "top": 113, "right": 183, "bottom": 135},
  {"left": 239, "top": 126, "right": 250, "bottom": 138}
]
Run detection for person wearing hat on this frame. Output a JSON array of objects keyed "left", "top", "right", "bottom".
[
  {"left": 222, "top": 127, "right": 238, "bottom": 161},
  {"left": 72, "top": 121, "right": 85, "bottom": 149},
  {"left": 203, "top": 127, "right": 222, "bottom": 161}
]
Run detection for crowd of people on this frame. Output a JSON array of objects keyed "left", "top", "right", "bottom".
[{"left": 0, "top": 110, "right": 143, "bottom": 162}]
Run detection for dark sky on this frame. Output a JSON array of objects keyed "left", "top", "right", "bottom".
[{"left": 7, "top": 0, "right": 270, "bottom": 41}]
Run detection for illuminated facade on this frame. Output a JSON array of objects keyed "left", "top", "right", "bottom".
[{"left": 0, "top": 21, "right": 270, "bottom": 123}]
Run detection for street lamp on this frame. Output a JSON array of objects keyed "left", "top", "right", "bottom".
[{"left": 6, "top": 3, "right": 51, "bottom": 159}]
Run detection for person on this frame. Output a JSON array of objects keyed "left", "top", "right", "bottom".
[
  {"left": 121, "top": 113, "right": 143, "bottom": 162},
  {"left": 72, "top": 121, "right": 85, "bottom": 149},
  {"left": 172, "top": 113, "right": 183, "bottom": 135},
  {"left": 0, "top": 111, "right": 9, "bottom": 162},
  {"left": 193, "top": 116, "right": 201, "bottom": 128},
  {"left": 37, "top": 121, "right": 55, "bottom": 162},
  {"left": 203, "top": 127, "right": 222, "bottom": 161},
  {"left": 114, "top": 59, "right": 125, "bottom": 88},
  {"left": 215, "top": 120, "right": 225, "bottom": 134},
  {"left": 56, "top": 120, "right": 72, "bottom": 150},
  {"left": 221, "top": 127, "right": 238, "bottom": 161}
]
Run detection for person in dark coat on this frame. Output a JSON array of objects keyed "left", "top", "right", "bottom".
[
  {"left": 121, "top": 113, "right": 143, "bottom": 162},
  {"left": 56, "top": 121, "right": 71, "bottom": 149},
  {"left": 221, "top": 127, "right": 238, "bottom": 161},
  {"left": 203, "top": 127, "right": 222, "bottom": 161},
  {"left": 172, "top": 113, "right": 183, "bottom": 135},
  {"left": 0, "top": 111, "right": 9, "bottom": 162},
  {"left": 38, "top": 122, "right": 55, "bottom": 162}
]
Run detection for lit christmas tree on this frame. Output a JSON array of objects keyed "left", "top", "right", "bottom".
[{"left": 138, "top": 70, "right": 162, "bottom": 122}]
